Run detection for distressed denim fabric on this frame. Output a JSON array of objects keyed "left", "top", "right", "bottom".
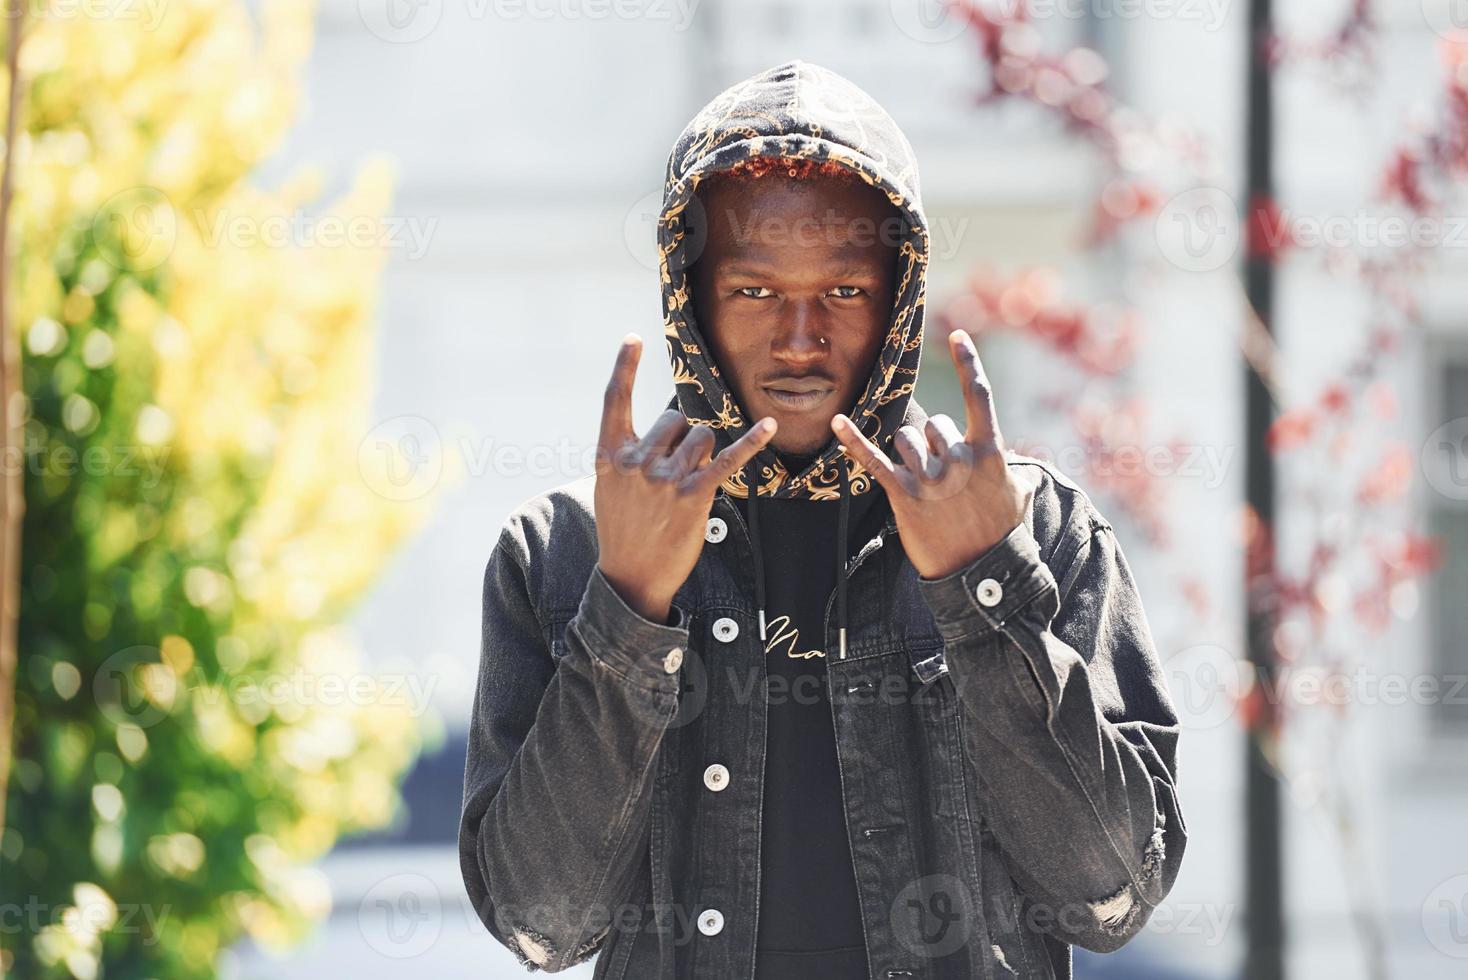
[{"left": 458, "top": 435, "right": 1187, "bottom": 979}]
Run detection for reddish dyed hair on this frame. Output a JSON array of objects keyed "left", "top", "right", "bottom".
[{"left": 704, "top": 155, "right": 866, "bottom": 185}]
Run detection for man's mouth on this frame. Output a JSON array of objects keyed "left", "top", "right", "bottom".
[{"left": 761, "top": 380, "right": 836, "bottom": 412}]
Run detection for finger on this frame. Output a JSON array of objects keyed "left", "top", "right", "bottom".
[
  {"left": 949, "top": 329, "right": 1003, "bottom": 451},
  {"left": 668, "top": 423, "right": 715, "bottom": 478},
  {"left": 691, "top": 418, "right": 777, "bottom": 495},
  {"left": 637, "top": 409, "right": 688, "bottom": 468},
  {"left": 924, "top": 414, "right": 965, "bottom": 458},
  {"left": 598, "top": 334, "right": 642, "bottom": 454},
  {"left": 829, "top": 414, "right": 903, "bottom": 494},
  {"left": 895, "top": 424, "right": 940, "bottom": 482}
]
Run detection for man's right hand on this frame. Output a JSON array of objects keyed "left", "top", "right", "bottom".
[{"left": 594, "top": 334, "right": 776, "bottom": 624}]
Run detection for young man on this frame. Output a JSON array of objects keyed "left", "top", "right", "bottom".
[{"left": 460, "top": 61, "right": 1185, "bottom": 980}]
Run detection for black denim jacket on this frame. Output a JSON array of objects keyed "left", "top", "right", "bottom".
[{"left": 458, "top": 440, "right": 1187, "bottom": 979}]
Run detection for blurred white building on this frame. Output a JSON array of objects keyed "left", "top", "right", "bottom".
[{"left": 229, "top": 1, "right": 1468, "bottom": 977}]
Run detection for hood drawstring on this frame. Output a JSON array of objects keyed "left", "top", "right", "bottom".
[
  {"left": 836, "top": 457, "right": 850, "bottom": 659},
  {"left": 744, "top": 458, "right": 851, "bottom": 658},
  {"left": 745, "top": 462, "right": 768, "bottom": 642}
]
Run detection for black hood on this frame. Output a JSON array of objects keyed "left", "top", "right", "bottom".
[
  {"left": 656, "top": 60, "right": 930, "bottom": 502},
  {"left": 654, "top": 61, "right": 927, "bottom": 657}
]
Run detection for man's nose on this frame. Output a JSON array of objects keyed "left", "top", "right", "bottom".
[{"left": 771, "top": 304, "right": 828, "bottom": 366}]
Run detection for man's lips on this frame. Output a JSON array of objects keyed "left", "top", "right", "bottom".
[{"left": 761, "top": 379, "right": 836, "bottom": 411}]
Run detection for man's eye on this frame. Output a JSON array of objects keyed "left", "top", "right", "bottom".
[
  {"left": 736, "top": 287, "right": 774, "bottom": 299},
  {"left": 830, "top": 286, "right": 865, "bottom": 298}
]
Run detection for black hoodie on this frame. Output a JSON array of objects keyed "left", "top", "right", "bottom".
[
  {"left": 730, "top": 469, "right": 886, "bottom": 977},
  {"left": 656, "top": 61, "right": 932, "bottom": 977}
]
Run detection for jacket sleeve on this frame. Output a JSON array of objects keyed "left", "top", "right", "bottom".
[
  {"left": 458, "top": 528, "right": 688, "bottom": 973},
  {"left": 918, "top": 511, "right": 1186, "bottom": 954}
]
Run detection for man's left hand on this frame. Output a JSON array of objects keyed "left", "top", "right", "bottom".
[{"left": 831, "top": 329, "right": 1033, "bottom": 580}]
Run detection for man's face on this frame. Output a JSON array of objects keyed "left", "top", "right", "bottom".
[{"left": 690, "top": 175, "right": 900, "bottom": 456}]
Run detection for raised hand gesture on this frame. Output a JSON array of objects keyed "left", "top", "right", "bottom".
[
  {"left": 595, "top": 335, "right": 777, "bottom": 622},
  {"left": 831, "top": 330, "right": 1032, "bottom": 580}
]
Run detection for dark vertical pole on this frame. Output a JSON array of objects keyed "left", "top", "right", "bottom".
[{"left": 1244, "top": 0, "right": 1285, "bottom": 977}]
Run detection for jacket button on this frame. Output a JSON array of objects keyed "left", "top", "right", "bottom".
[
  {"left": 704, "top": 517, "right": 727, "bottom": 543},
  {"left": 975, "top": 578, "right": 1003, "bottom": 608},
  {"left": 697, "top": 908, "right": 724, "bottom": 936},
  {"left": 662, "top": 647, "right": 683, "bottom": 673},
  {"left": 703, "top": 763, "right": 729, "bottom": 792},
  {"left": 712, "top": 617, "right": 739, "bottom": 643}
]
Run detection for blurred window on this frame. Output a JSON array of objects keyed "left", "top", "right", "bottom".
[{"left": 1431, "top": 360, "right": 1468, "bottom": 729}]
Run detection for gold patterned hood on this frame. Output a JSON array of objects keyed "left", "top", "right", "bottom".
[{"left": 657, "top": 60, "right": 929, "bottom": 501}]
